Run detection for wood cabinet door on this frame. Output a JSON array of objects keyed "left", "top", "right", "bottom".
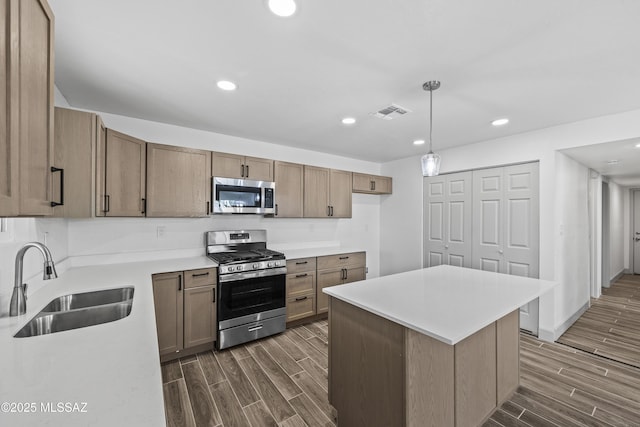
[
  {"left": 17, "top": 0, "right": 54, "bottom": 215},
  {"left": 211, "top": 152, "right": 244, "bottom": 179},
  {"left": 95, "top": 115, "right": 106, "bottom": 216},
  {"left": 146, "top": 143, "right": 211, "bottom": 217},
  {"left": 0, "top": 0, "right": 19, "bottom": 216},
  {"left": 184, "top": 285, "right": 216, "bottom": 348},
  {"left": 344, "top": 267, "right": 366, "bottom": 284},
  {"left": 274, "top": 161, "right": 303, "bottom": 217},
  {"left": 352, "top": 173, "right": 373, "bottom": 193},
  {"left": 330, "top": 169, "right": 352, "bottom": 218},
  {"left": 244, "top": 156, "right": 273, "bottom": 181},
  {"left": 152, "top": 272, "right": 184, "bottom": 356},
  {"left": 104, "top": 129, "right": 146, "bottom": 217},
  {"left": 373, "top": 176, "right": 392, "bottom": 194},
  {"left": 304, "top": 165, "right": 330, "bottom": 217},
  {"left": 316, "top": 268, "right": 344, "bottom": 314},
  {"left": 53, "top": 107, "right": 96, "bottom": 218}
]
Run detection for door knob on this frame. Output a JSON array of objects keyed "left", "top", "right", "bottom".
[
  {"left": 635, "top": 237, "right": 640, "bottom": 242},
  {"left": 444, "top": 245, "right": 449, "bottom": 250},
  {"left": 498, "top": 249, "right": 504, "bottom": 254}
]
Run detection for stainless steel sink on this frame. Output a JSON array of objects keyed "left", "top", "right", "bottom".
[
  {"left": 14, "top": 287, "right": 134, "bottom": 338},
  {"left": 40, "top": 287, "right": 134, "bottom": 312}
]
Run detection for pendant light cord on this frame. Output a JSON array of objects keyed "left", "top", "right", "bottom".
[{"left": 429, "top": 87, "right": 433, "bottom": 153}]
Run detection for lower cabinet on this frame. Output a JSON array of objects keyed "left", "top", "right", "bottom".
[
  {"left": 152, "top": 267, "right": 217, "bottom": 361},
  {"left": 316, "top": 252, "right": 366, "bottom": 314},
  {"left": 286, "top": 257, "right": 317, "bottom": 322}
]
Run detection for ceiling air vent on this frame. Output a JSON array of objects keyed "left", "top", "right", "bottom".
[{"left": 370, "top": 103, "right": 412, "bottom": 120}]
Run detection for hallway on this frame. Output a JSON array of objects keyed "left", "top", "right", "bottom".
[{"left": 558, "top": 274, "right": 640, "bottom": 368}]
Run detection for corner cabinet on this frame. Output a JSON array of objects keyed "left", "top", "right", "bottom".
[
  {"left": 304, "top": 166, "right": 352, "bottom": 218},
  {"left": 316, "top": 252, "right": 366, "bottom": 314},
  {"left": 211, "top": 152, "right": 273, "bottom": 181},
  {"left": 1, "top": 0, "right": 56, "bottom": 217},
  {"left": 353, "top": 173, "right": 392, "bottom": 195},
  {"left": 152, "top": 267, "right": 217, "bottom": 362},
  {"left": 274, "top": 161, "right": 303, "bottom": 218},
  {"left": 98, "top": 129, "right": 146, "bottom": 217},
  {"left": 146, "top": 143, "right": 211, "bottom": 217},
  {"left": 52, "top": 107, "right": 102, "bottom": 217}
]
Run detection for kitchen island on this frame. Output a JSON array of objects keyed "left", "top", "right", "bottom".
[{"left": 323, "top": 264, "right": 556, "bottom": 427}]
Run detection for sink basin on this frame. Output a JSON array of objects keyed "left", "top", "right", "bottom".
[
  {"left": 14, "top": 301, "right": 133, "bottom": 338},
  {"left": 14, "top": 287, "right": 135, "bottom": 338},
  {"left": 40, "top": 287, "right": 134, "bottom": 312}
]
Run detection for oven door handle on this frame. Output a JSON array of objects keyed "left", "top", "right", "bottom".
[
  {"left": 218, "top": 266, "right": 287, "bottom": 283},
  {"left": 248, "top": 324, "right": 263, "bottom": 332}
]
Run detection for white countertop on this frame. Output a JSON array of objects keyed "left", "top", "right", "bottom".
[
  {"left": 323, "top": 264, "right": 556, "bottom": 345},
  {"left": 280, "top": 247, "right": 365, "bottom": 260},
  {"left": 0, "top": 256, "right": 216, "bottom": 427}
]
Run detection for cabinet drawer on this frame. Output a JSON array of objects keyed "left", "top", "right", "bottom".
[
  {"left": 317, "top": 252, "right": 365, "bottom": 270},
  {"left": 286, "top": 295, "right": 316, "bottom": 322},
  {"left": 286, "top": 272, "right": 315, "bottom": 298},
  {"left": 184, "top": 268, "right": 217, "bottom": 289},
  {"left": 286, "top": 257, "right": 316, "bottom": 274}
]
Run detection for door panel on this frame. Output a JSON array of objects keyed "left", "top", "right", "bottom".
[
  {"left": 104, "top": 130, "right": 146, "bottom": 217},
  {"left": 480, "top": 258, "right": 500, "bottom": 272},
  {"left": 473, "top": 168, "right": 504, "bottom": 272},
  {"left": 429, "top": 202, "right": 444, "bottom": 241},
  {"left": 449, "top": 255, "right": 464, "bottom": 267},
  {"left": 633, "top": 190, "right": 640, "bottom": 274},
  {"left": 184, "top": 285, "right": 216, "bottom": 348},
  {"left": 429, "top": 252, "right": 444, "bottom": 266},
  {"left": 152, "top": 272, "right": 184, "bottom": 355},
  {"left": 424, "top": 176, "right": 446, "bottom": 267}
]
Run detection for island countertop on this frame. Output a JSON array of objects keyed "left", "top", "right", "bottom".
[{"left": 323, "top": 264, "right": 556, "bottom": 345}]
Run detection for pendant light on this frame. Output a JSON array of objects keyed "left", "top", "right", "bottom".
[{"left": 421, "top": 80, "right": 441, "bottom": 177}]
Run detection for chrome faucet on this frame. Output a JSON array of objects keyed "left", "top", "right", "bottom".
[{"left": 10, "top": 242, "right": 58, "bottom": 316}]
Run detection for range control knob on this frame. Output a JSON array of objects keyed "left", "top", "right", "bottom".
[
  {"left": 237, "top": 265, "right": 243, "bottom": 271},
  {"left": 253, "top": 263, "right": 259, "bottom": 270},
  {"left": 267, "top": 262, "right": 274, "bottom": 267},
  {"left": 227, "top": 266, "right": 235, "bottom": 272}
]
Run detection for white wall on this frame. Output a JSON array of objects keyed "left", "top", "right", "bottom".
[
  {"left": 607, "top": 181, "right": 626, "bottom": 280},
  {"left": 381, "top": 107, "right": 640, "bottom": 339}
]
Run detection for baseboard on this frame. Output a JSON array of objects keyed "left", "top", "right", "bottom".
[
  {"left": 549, "top": 301, "right": 590, "bottom": 341},
  {"left": 610, "top": 269, "right": 626, "bottom": 284}
]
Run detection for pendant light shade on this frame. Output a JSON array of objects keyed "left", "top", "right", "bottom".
[{"left": 421, "top": 80, "right": 441, "bottom": 177}]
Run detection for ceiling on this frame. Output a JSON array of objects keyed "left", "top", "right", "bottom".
[
  {"left": 561, "top": 138, "right": 640, "bottom": 187},
  {"left": 50, "top": 0, "right": 640, "bottom": 163}
]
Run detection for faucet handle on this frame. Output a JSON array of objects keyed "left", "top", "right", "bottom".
[
  {"left": 43, "top": 261, "right": 58, "bottom": 280},
  {"left": 22, "top": 283, "right": 27, "bottom": 300}
]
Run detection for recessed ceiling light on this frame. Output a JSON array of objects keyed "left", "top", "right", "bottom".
[
  {"left": 341, "top": 117, "right": 356, "bottom": 125},
  {"left": 413, "top": 139, "right": 425, "bottom": 145},
  {"left": 606, "top": 160, "right": 619, "bottom": 165},
  {"left": 491, "top": 118, "right": 509, "bottom": 126},
  {"left": 216, "top": 80, "right": 237, "bottom": 91},
  {"left": 635, "top": 143, "right": 640, "bottom": 148},
  {"left": 268, "top": 0, "right": 297, "bottom": 17}
]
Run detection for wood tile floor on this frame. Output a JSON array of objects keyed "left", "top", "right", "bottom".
[
  {"left": 163, "top": 298, "right": 640, "bottom": 427},
  {"left": 162, "top": 320, "right": 334, "bottom": 427},
  {"left": 558, "top": 274, "right": 640, "bottom": 368}
]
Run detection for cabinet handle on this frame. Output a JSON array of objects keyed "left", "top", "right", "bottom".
[
  {"left": 327, "top": 206, "right": 331, "bottom": 216},
  {"left": 373, "top": 180, "right": 376, "bottom": 191},
  {"left": 212, "top": 290, "right": 216, "bottom": 303},
  {"left": 105, "top": 195, "right": 110, "bottom": 213},
  {"left": 339, "top": 256, "right": 349, "bottom": 260},
  {"left": 295, "top": 273, "right": 308, "bottom": 278},
  {"left": 370, "top": 180, "right": 374, "bottom": 191},
  {"left": 330, "top": 206, "right": 334, "bottom": 216},
  {"left": 295, "top": 296, "right": 308, "bottom": 302},
  {"left": 275, "top": 204, "right": 278, "bottom": 216},
  {"left": 141, "top": 198, "right": 146, "bottom": 214},
  {"left": 178, "top": 275, "right": 182, "bottom": 291},
  {"left": 246, "top": 165, "right": 249, "bottom": 178},
  {"left": 342, "top": 268, "right": 347, "bottom": 280},
  {"left": 295, "top": 261, "right": 308, "bottom": 265},
  {"left": 192, "top": 272, "right": 210, "bottom": 277},
  {"left": 206, "top": 201, "right": 210, "bottom": 215},
  {"left": 50, "top": 167, "right": 64, "bottom": 207}
]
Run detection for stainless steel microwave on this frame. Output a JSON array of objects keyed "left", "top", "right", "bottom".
[{"left": 212, "top": 177, "right": 275, "bottom": 214}]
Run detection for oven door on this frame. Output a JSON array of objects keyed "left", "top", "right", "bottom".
[
  {"left": 217, "top": 269, "right": 286, "bottom": 329},
  {"left": 212, "top": 177, "right": 275, "bottom": 214}
]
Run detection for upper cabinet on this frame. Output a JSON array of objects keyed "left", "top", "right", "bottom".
[
  {"left": 304, "top": 166, "right": 352, "bottom": 218},
  {"left": 211, "top": 152, "right": 273, "bottom": 181},
  {"left": 0, "top": 0, "right": 56, "bottom": 216},
  {"left": 98, "top": 129, "right": 146, "bottom": 217},
  {"left": 53, "top": 107, "right": 101, "bottom": 218},
  {"left": 352, "top": 173, "right": 392, "bottom": 195},
  {"left": 146, "top": 143, "right": 211, "bottom": 217},
  {"left": 274, "top": 161, "right": 303, "bottom": 218}
]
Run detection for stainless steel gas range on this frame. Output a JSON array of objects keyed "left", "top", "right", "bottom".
[{"left": 206, "top": 230, "right": 286, "bottom": 350}]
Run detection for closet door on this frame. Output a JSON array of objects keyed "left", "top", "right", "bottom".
[
  {"left": 472, "top": 163, "right": 539, "bottom": 333},
  {"left": 423, "top": 172, "right": 472, "bottom": 268}
]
